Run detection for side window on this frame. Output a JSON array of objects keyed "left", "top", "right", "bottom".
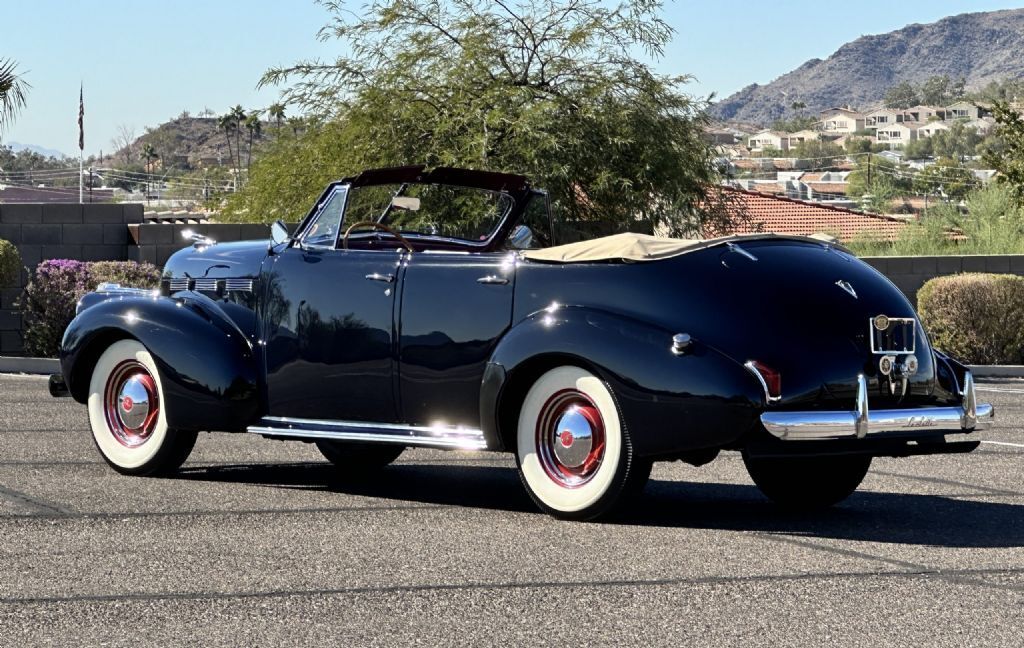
[
  {"left": 508, "top": 192, "right": 553, "bottom": 249},
  {"left": 302, "top": 187, "right": 348, "bottom": 249}
]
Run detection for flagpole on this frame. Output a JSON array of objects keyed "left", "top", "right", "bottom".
[{"left": 78, "top": 83, "right": 84, "bottom": 204}]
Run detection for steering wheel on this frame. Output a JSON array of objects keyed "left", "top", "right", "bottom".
[{"left": 342, "top": 220, "right": 415, "bottom": 252}]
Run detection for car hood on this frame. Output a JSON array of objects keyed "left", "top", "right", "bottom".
[{"left": 163, "top": 240, "right": 268, "bottom": 280}]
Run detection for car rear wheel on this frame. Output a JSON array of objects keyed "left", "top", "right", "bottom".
[
  {"left": 315, "top": 441, "right": 404, "bottom": 474},
  {"left": 515, "top": 366, "right": 650, "bottom": 520},
  {"left": 88, "top": 340, "right": 197, "bottom": 476},
  {"left": 742, "top": 452, "right": 871, "bottom": 510}
]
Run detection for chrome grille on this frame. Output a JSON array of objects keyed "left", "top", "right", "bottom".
[{"left": 168, "top": 278, "right": 189, "bottom": 292}]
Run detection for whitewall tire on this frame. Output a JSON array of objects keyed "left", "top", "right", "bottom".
[
  {"left": 87, "top": 340, "right": 197, "bottom": 475},
  {"left": 516, "top": 366, "right": 649, "bottom": 520}
]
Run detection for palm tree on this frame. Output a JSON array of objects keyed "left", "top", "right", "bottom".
[
  {"left": 217, "top": 112, "right": 236, "bottom": 178},
  {"left": 243, "top": 111, "right": 262, "bottom": 173},
  {"left": 268, "top": 102, "right": 285, "bottom": 132},
  {"left": 0, "top": 58, "right": 29, "bottom": 134},
  {"left": 229, "top": 105, "right": 246, "bottom": 174},
  {"left": 142, "top": 143, "right": 159, "bottom": 200}
]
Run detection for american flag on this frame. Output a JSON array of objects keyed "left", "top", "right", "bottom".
[{"left": 78, "top": 84, "right": 84, "bottom": 151}]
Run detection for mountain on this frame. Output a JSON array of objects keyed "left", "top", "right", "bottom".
[
  {"left": 711, "top": 9, "right": 1024, "bottom": 126},
  {"left": 5, "top": 142, "right": 68, "bottom": 159},
  {"left": 105, "top": 116, "right": 277, "bottom": 170}
]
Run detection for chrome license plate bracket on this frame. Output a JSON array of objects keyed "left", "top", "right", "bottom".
[{"left": 869, "top": 316, "right": 916, "bottom": 355}]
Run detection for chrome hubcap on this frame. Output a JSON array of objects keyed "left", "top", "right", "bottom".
[
  {"left": 104, "top": 361, "right": 159, "bottom": 448},
  {"left": 117, "top": 375, "right": 152, "bottom": 430},
  {"left": 535, "top": 389, "right": 605, "bottom": 488},
  {"left": 552, "top": 407, "right": 595, "bottom": 468}
]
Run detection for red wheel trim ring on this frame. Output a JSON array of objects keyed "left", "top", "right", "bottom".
[
  {"left": 103, "top": 360, "right": 160, "bottom": 448},
  {"left": 535, "top": 388, "right": 606, "bottom": 489}
]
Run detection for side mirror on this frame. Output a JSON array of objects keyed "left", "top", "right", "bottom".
[
  {"left": 270, "top": 220, "right": 290, "bottom": 245},
  {"left": 508, "top": 224, "right": 534, "bottom": 250}
]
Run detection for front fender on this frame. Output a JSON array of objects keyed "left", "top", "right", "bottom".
[
  {"left": 60, "top": 293, "right": 260, "bottom": 432},
  {"left": 481, "top": 306, "right": 763, "bottom": 457}
]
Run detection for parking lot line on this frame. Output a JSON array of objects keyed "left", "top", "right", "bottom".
[{"left": 980, "top": 440, "right": 1024, "bottom": 448}]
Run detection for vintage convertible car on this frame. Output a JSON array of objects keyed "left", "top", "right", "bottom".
[{"left": 50, "top": 166, "right": 994, "bottom": 520}]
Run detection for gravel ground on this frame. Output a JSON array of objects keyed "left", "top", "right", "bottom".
[{"left": 0, "top": 373, "right": 1021, "bottom": 647}]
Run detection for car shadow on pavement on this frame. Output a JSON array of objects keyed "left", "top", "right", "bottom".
[{"left": 172, "top": 462, "right": 1024, "bottom": 549}]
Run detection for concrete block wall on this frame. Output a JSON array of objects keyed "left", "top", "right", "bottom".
[
  {"left": 0, "top": 204, "right": 144, "bottom": 354},
  {"left": 128, "top": 223, "right": 274, "bottom": 266},
  {"left": 861, "top": 255, "right": 1024, "bottom": 302}
]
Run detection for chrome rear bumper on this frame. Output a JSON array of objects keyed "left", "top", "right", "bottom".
[{"left": 760, "top": 371, "right": 994, "bottom": 441}]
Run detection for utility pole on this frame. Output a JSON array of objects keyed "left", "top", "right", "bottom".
[{"left": 866, "top": 153, "right": 872, "bottom": 188}]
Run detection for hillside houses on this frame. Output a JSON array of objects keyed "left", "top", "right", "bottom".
[
  {"left": 747, "top": 129, "right": 820, "bottom": 153},
  {"left": 733, "top": 101, "right": 999, "bottom": 153}
]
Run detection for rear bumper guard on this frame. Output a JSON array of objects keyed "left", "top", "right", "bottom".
[{"left": 760, "top": 371, "right": 993, "bottom": 441}]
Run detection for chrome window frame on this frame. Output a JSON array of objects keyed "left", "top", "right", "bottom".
[{"left": 298, "top": 185, "right": 349, "bottom": 250}]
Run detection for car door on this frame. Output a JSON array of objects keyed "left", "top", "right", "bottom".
[
  {"left": 397, "top": 251, "right": 515, "bottom": 428},
  {"left": 262, "top": 186, "right": 404, "bottom": 423}
]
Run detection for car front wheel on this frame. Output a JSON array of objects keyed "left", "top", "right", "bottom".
[
  {"left": 87, "top": 340, "right": 197, "bottom": 476},
  {"left": 515, "top": 366, "right": 650, "bottom": 520},
  {"left": 742, "top": 452, "right": 871, "bottom": 510}
]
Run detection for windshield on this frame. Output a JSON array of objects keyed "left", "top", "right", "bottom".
[{"left": 345, "top": 183, "right": 514, "bottom": 242}]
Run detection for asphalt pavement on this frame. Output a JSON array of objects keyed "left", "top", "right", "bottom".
[{"left": 0, "top": 373, "right": 1021, "bottom": 647}]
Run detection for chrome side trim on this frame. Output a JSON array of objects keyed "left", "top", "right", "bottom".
[
  {"left": 224, "top": 278, "right": 255, "bottom": 292},
  {"left": 248, "top": 416, "right": 488, "bottom": 451},
  {"left": 168, "top": 278, "right": 189, "bottom": 292},
  {"left": 167, "top": 277, "right": 255, "bottom": 294},
  {"left": 193, "top": 278, "right": 219, "bottom": 292},
  {"left": 761, "top": 371, "right": 993, "bottom": 440}
]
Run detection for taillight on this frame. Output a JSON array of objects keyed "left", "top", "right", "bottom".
[{"left": 746, "top": 360, "right": 782, "bottom": 402}]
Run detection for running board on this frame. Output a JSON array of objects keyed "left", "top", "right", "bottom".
[{"left": 247, "top": 416, "right": 489, "bottom": 451}]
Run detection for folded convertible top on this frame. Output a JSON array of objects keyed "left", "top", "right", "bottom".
[{"left": 519, "top": 232, "right": 841, "bottom": 263}]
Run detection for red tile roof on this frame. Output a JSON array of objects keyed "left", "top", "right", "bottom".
[
  {"left": 708, "top": 187, "right": 906, "bottom": 242},
  {"left": 804, "top": 181, "right": 849, "bottom": 194}
]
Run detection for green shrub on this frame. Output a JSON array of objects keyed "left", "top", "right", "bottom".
[
  {"left": 19, "top": 259, "right": 161, "bottom": 358},
  {"left": 918, "top": 273, "right": 1024, "bottom": 364},
  {"left": 0, "top": 239, "right": 21, "bottom": 288}
]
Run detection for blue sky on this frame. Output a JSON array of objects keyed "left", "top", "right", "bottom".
[{"left": 3, "top": 1, "right": 1022, "bottom": 156}]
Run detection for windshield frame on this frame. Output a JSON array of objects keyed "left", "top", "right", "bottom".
[{"left": 293, "top": 170, "right": 535, "bottom": 253}]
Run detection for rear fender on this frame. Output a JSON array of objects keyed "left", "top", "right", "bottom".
[
  {"left": 60, "top": 293, "right": 259, "bottom": 432},
  {"left": 481, "top": 305, "right": 763, "bottom": 457}
]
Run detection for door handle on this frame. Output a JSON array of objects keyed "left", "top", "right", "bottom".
[
  {"left": 476, "top": 275, "right": 509, "bottom": 285},
  {"left": 365, "top": 273, "right": 395, "bottom": 283}
]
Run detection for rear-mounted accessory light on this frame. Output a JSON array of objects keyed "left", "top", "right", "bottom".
[{"left": 745, "top": 360, "right": 782, "bottom": 402}]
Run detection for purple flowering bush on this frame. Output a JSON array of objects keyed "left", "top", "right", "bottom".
[{"left": 19, "top": 259, "right": 161, "bottom": 357}]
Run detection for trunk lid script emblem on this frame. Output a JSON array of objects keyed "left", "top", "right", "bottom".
[{"left": 836, "top": 279, "right": 857, "bottom": 299}]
